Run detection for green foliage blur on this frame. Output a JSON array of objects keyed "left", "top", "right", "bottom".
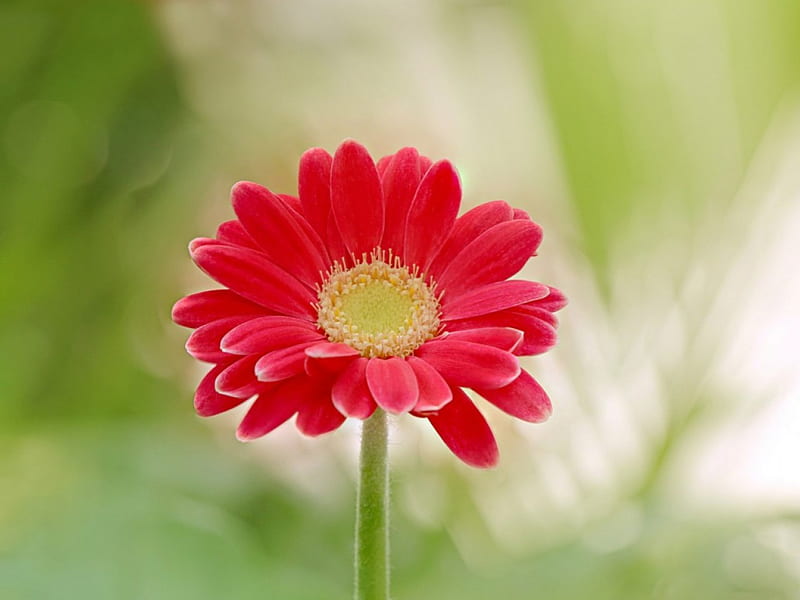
[{"left": 2, "top": 1, "right": 799, "bottom": 599}]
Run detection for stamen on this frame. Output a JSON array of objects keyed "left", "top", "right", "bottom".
[{"left": 316, "top": 249, "right": 441, "bottom": 358}]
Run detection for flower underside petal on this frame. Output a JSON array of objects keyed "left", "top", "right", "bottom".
[
  {"left": 475, "top": 369, "right": 552, "bottom": 423},
  {"left": 427, "top": 387, "right": 499, "bottom": 468},
  {"left": 195, "top": 362, "right": 250, "bottom": 417}
]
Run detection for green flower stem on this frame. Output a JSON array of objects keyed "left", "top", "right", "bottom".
[{"left": 355, "top": 409, "right": 390, "bottom": 600}]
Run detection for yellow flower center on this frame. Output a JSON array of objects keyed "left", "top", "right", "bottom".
[{"left": 316, "top": 250, "right": 441, "bottom": 358}]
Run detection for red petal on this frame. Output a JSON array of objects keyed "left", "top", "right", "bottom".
[
  {"left": 512, "top": 208, "right": 531, "bottom": 221},
  {"left": 305, "top": 342, "right": 360, "bottom": 360},
  {"left": 407, "top": 356, "right": 451, "bottom": 412},
  {"left": 513, "top": 304, "right": 559, "bottom": 327},
  {"left": 331, "top": 140, "right": 384, "bottom": 256},
  {"left": 194, "top": 362, "right": 250, "bottom": 416},
  {"left": 436, "top": 219, "right": 543, "bottom": 298},
  {"left": 298, "top": 147, "right": 333, "bottom": 240},
  {"left": 427, "top": 200, "right": 513, "bottom": 279},
  {"left": 530, "top": 286, "right": 568, "bottom": 312},
  {"left": 415, "top": 340, "right": 520, "bottom": 389},
  {"left": 278, "top": 194, "right": 302, "bottom": 213},
  {"left": 446, "top": 310, "right": 557, "bottom": 356},
  {"left": 215, "top": 354, "right": 261, "bottom": 397},
  {"left": 295, "top": 380, "right": 346, "bottom": 436},
  {"left": 379, "top": 147, "right": 422, "bottom": 255},
  {"left": 365, "top": 357, "right": 419, "bottom": 414},
  {"left": 172, "top": 289, "right": 270, "bottom": 328},
  {"left": 236, "top": 379, "right": 304, "bottom": 440},
  {"left": 442, "top": 280, "right": 550, "bottom": 320},
  {"left": 418, "top": 155, "right": 433, "bottom": 175},
  {"left": 325, "top": 213, "right": 349, "bottom": 265},
  {"left": 191, "top": 243, "right": 316, "bottom": 318},
  {"left": 331, "top": 357, "right": 377, "bottom": 419},
  {"left": 216, "top": 220, "right": 260, "bottom": 250},
  {"left": 185, "top": 316, "right": 252, "bottom": 362},
  {"left": 220, "top": 316, "right": 323, "bottom": 355},
  {"left": 376, "top": 155, "right": 392, "bottom": 176},
  {"left": 475, "top": 370, "right": 552, "bottom": 423},
  {"left": 427, "top": 387, "right": 498, "bottom": 468},
  {"left": 404, "top": 160, "right": 461, "bottom": 270},
  {"left": 304, "top": 342, "right": 360, "bottom": 377},
  {"left": 232, "top": 181, "right": 329, "bottom": 287},
  {"left": 189, "top": 237, "right": 218, "bottom": 253},
  {"left": 439, "top": 328, "right": 524, "bottom": 353},
  {"left": 255, "top": 341, "right": 318, "bottom": 382}
]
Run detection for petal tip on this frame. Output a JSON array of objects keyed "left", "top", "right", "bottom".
[
  {"left": 170, "top": 298, "right": 186, "bottom": 326},
  {"left": 235, "top": 429, "right": 255, "bottom": 442},
  {"left": 472, "top": 449, "right": 500, "bottom": 469}
]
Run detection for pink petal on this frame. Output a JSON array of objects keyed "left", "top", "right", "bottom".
[
  {"left": 379, "top": 147, "right": 422, "bottom": 255},
  {"left": 376, "top": 154, "right": 392, "bottom": 176},
  {"left": 512, "top": 208, "right": 531, "bottom": 221},
  {"left": 530, "top": 286, "right": 568, "bottom": 312},
  {"left": 446, "top": 310, "right": 558, "bottom": 356},
  {"left": 325, "top": 213, "right": 349, "bottom": 265},
  {"left": 304, "top": 342, "right": 360, "bottom": 377},
  {"left": 475, "top": 370, "right": 552, "bottom": 423},
  {"left": 194, "top": 362, "right": 250, "bottom": 416},
  {"left": 427, "top": 200, "right": 513, "bottom": 279},
  {"left": 191, "top": 243, "right": 316, "bottom": 319},
  {"left": 418, "top": 155, "right": 433, "bottom": 175},
  {"left": 365, "top": 357, "right": 419, "bottom": 414},
  {"left": 215, "top": 354, "right": 261, "bottom": 397},
  {"left": 406, "top": 356, "right": 451, "bottom": 412},
  {"left": 216, "top": 220, "right": 260, "bottom": 250},
  {"left": 441, "top": 280, "right": 550, "bottom": 320},
  {"left": 436, "top": 219, "right": 543, "bottom": 298},
  {"left": 298, "top": 147, "right": 333, "bottom": 240},
  {"left": 331, "top": 140, "right": 384, "bottom": 256},
  {"left": 172, "top": 289, "right": 270, "bottom": 328},
  {"left": 189, "top": 237, "right": 218, "bottom": 253},
  {"left": 331, "top": 357, "right": 376, "bottom": 419},
  {"left": 415, "top": 339, "right": 520, "bottom": 389},
  {"left": 305, "top": 342, "right": 360, "bottom": 360},
  {"left": 185, "top": 316, "right": 252, "bottom": 362},
  {"left": 295, "top": 380, "right": 346, "bottom": 436},
  {"left": 236, "top": 379, "right": 304, "bottom": 440},
  {"left": 439, "top": 328, "right": 524, "bottom": 353},
  {"left": 513, "top": 304, "right": 559, "bottom": 327},
  {"left": 427, "top": 387, "right": 498, "bottom": 468},
  {"left": 232, "top": 181, "right": 329, "bottom": 286},
  {"left": 278, "top": 194, "right": 302, "bottom": 213},
  {"left": 255, "top": 341, "right": 318, "bottom": 382},
  {"left": 403, "top": 160, "right": 461, "bottom": 270},
  {"left": 220, "top": 316, "right": 323, "bottom": 355}
]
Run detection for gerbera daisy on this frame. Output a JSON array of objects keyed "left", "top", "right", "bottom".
[{"left": 172, "top": 140, "right": 565, "bottom": 468}]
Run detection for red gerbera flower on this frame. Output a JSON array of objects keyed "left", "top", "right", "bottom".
[{"left": 172, "top": 140, "right": 566, "bottom": 468}]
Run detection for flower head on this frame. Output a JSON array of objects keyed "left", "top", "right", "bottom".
[{"left": 172, "top": 140, "right": 566, "bottom": 467}]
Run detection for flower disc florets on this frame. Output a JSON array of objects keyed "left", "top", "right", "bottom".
[{"left": 316, "top": 250, "right": 440, "bottom": 358}]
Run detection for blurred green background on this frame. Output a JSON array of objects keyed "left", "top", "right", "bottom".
[{"left": 2, "top": 0, "right": 800, "bottom": 598}]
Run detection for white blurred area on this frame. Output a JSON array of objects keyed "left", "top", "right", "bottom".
[
  {"left": 676, "top": 105, "right": 800, "bottom": 511},
  {"left": 156, "top": 0, "right": 800, "bottom": 569}
]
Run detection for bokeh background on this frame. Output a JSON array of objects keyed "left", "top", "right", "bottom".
[{"left": 2, "top": 0, "right": 800, "bottom": 598}]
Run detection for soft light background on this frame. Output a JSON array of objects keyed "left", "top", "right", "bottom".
[{"left": 2, "top": 0, "right": 799, "bottom": 598}]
